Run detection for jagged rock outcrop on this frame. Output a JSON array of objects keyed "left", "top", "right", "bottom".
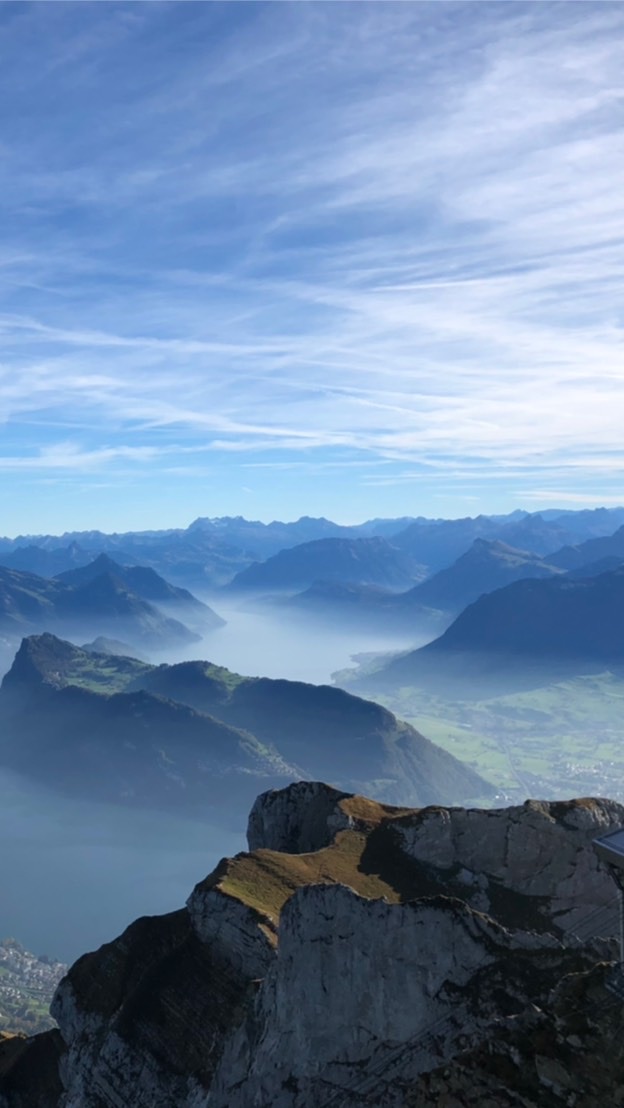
[
  {"left": 2, "top": 783, "right": 624, "bottom": 1107},
  {"left": 246, "top": 779, "right": 411, "bottom": 853},
  {"left": 390, "top": 795, "right": 623, "bottom": 935}
]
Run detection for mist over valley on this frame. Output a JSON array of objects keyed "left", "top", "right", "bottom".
[
  {"left": 0, "top": 767, "right": 244, "bottom": 963},
  {"left": 3, "top": 506, "right": 624, "bottom": 974}
]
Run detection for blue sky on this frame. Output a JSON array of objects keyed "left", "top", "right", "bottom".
[{"left": 1, "top": 1, "right": 623, "bottom": 534}]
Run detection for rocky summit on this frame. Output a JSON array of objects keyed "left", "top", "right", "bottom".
[{"left": 2, "top": 782, "right": 624, "bottom": 1107}]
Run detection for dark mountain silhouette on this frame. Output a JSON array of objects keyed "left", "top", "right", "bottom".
[
  {"left": 56, "top": 554, "right": 224, "bottom": 631},
  {"left": 0, "top": 635, "right": 494, "bottom": 812},
  {"left": 428, "top": 568, "right": 624, "bottom": 658},
  {"left": 547, "top": 524, "right": 624, "bottom": 572},
  {"left": 0, "top": 637, "right": 295, "bottom": 816},
  {"left": 0, "top": 566, "right": 200, "bottom": 652},
  {"left": 350, "top": 567, "right": 624, "bottom": 695},
  {"left": 567, "top": 555, "right": 624, "bottom": 579},
  {"left": 227, "top": 537, "right": 426, "bottom": 593},
  {"left": 400, "top": 539, "right": 563, "bottom": 614},
  {"left": 286, "top": 540, "right": 563, "bottom": 636},
  {"left": 0, "top": 542, "right": 90, "bottom": 577}
]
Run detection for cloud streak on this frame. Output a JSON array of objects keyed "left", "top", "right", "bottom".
[{"left": 0, "top": 2, "right": 623, "bottom": 527}]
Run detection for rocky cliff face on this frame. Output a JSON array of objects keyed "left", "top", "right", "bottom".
[{"left": 2, "top": 783, "right": 624, "bottom": 1107}]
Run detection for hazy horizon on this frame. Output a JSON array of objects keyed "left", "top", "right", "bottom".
[{"left": 2, "top": 501, "right": 624, "bottom": 545}]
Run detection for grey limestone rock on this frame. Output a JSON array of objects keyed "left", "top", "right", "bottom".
[{"left": 3, "top": 783, "right": 622, "bottom": 1108}]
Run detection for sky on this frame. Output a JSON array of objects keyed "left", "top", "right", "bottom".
[{"left": 1, "top": 0, "right": 623, "bottom": 535}]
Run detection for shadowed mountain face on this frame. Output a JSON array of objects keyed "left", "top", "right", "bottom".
[
  {"left": 426, "top": 566, "right": 624, "bottom": 659},
  {"left": 0, "top": 542, "right": 91, "bottom": 577},
  {"left": 399, "top": 539, "right": 564, "bottom": 614},
  {"left": 567, "top": 555, "right": 624, "bottom": 579},
  {"left": 0, "top": 565, "right": 201, "bottom": 655},
  {"left": 227, "top": 536, "right": 426, "bottom": 594},
  {"left": 548, "top": 524, "right": 624, "bottom": 571},
  {"left": 0, "top": 637, "right": 298, "bottom": 816},
  {"left": 349, "top": 566, "right": 624, "bottom": 696},
  {"left": 285, "top": 539, "right": 564, "bottom": 636},
  {"left": 56, "top": 555, "right": 224, "bottom": 632},
  {"left": 0, "top": 635, "right": 494, "bottom": 816}
]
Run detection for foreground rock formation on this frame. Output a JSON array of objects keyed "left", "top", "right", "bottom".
[{"left": 2, "top": 783, "right": 624, "bottom": 1107}]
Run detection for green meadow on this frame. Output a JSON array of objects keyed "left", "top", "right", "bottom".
[{"left": 369, "top": 671, "right": 624, "bottom": 805}]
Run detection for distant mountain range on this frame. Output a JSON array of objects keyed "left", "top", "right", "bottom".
[
  {"left": 0, "top": 558, "right": 224, "bottom": 661},
  {"left": 0, "top": 542, "right": 90, "bottom": 578},
  {"left": 391, "top": 513, "right": 592, "bottom": 568},
  {"left": 0, "top": 634, "right": 494, "bottom": 815},
  {"left": 546, "top": 523, "right": 624, "bottom": 571},
  {"left": 2, "top": 507, "right": 624, "bottom": 590},
  {"left": 287, "top": 539, "right": 567, "bottom": 632},
  {"left": 1, "top": 513, "right": 623, "bottom": 670},
  {"left": 227, "top": 536, "right": 427, "bottom": 593},
  {"left": 0, "top": 515, "right": 418, "bottom": 590},
  {"left": 345, "top": 565, "right": 624, "bottom": 696}
]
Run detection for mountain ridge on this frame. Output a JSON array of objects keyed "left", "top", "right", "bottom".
[
  {"left": 347, "top": 565, "right": 624, "bottom": 695},
  {"left": 0, "top": 634, "right": 492, "bottom": 813},
  {"left": 226, "top": 535, "right": 427, "bottom": 593},
  {"left": 56, "top": 554, "right": 224, "bottom": 631},
  {"left": 0, "top": 565, "right": 202, "bottom": 655},
  {"left": 3, "top": 506, "right": 624, "bottom": 589}
]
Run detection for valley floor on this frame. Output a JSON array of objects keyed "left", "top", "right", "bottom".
[{"left": 350, "top": 670, "right": 624, "bottom": 805}]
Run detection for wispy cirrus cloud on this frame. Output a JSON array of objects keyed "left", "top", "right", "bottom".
[{"left": 0, "top": 1, "right": 623, "bottom": 528}]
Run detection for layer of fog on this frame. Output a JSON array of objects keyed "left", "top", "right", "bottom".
[
  {"left": 162, "top": 599, "right": 427, "bottom": 682},
  {"left": 0, "top": 768, "right": 244, "bottom": 962}
]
